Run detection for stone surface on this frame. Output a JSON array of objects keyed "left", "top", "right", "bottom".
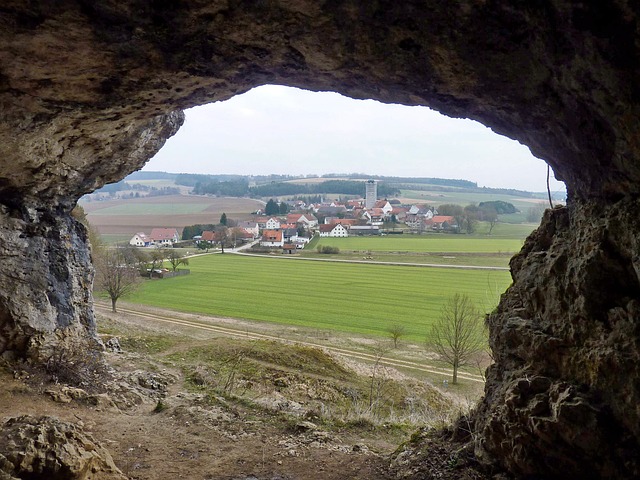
[
  {"left": 0, "top": 415, "right": 126, "bottom": 479},
  {"left": 474, "top": 202, "right": 640, "bottom": 477},
  {"left": 0, "top": 1, "right": 640, "bottom": 477}
]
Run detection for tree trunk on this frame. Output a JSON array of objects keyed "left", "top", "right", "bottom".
[
  {"left": 452, "top": 360, "right": 458, "bottom": 385},
  {"left": 111, "top": 297, "right": 117, "bottom": 313}
]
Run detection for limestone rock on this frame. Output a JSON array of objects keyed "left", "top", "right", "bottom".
[
  {"left": 474, "top": 202, "right": 640, "bottom": 477},
  {"left": 0, "top": 415, "right": 126, "bottom": 479},
  {"left": 0, "top": 2, "right": 640, "bottom": 478}
]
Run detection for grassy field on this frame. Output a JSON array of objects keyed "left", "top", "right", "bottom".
[
  {"left": 398, "top": 189, "right": 556, "bottom": 224},
  {"left": 125, "top": 254, "right": 511, "bottom": 342},
  {"left": 312, "top": 235, "right": 524, "bottom": 254}
]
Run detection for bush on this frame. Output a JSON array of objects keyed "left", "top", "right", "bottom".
[{"left": 317, "top": 245, "right": 340, "bottom": 254}]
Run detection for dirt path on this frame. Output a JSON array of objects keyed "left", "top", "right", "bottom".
[{"left": 95, "top": 302, "right": 485, "bottom": 384}]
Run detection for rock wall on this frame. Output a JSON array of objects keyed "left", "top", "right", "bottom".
[
  {"left": 475, "top": 200, "right": 640, "bottom": 477},
  {"left": 1, "top": 1, "right": 640, "bottom": 476}
]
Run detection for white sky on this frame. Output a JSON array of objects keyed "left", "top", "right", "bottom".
[{"left": 146, "top": 85, "right": 565, "bottom": 193}]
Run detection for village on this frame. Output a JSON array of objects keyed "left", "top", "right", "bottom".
[{"left": 126, "top": 181, "right": 458, "bottom": 252}]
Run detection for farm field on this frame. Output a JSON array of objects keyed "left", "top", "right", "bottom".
[
  {"left": 311, "top": 234, "right": 525, "bottom": 254},
  {"left": 81, "top": 194, "right": 264, "bottom": 242},
  {"left": 299, "top": 251, "right": 513, "bottom": 268},
  {"left": 125, "top": 253, "right": 512, "bottom": 342},
  {"left": 398, "top": 188, "right": 555, "bottom": 208}
]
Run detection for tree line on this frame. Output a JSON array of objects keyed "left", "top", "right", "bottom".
[{"left": 188, "top": 179, "right": 399, "bottom": 198}]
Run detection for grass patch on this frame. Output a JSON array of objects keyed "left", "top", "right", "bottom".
[
  {"left": 310, "top": 234, "right": 523, "bottom": 254},
  {"left": 126, "top": 254, "right": 510, "bottom": 342},
  {"left": 166, "top": 338, "right": 459, "bottom": 433},
  {"left": 119, "top": 335, "right": 179, "bottom": 354},
  {"left": 299, "top": 251, "right": 512, "bottom": 267}
]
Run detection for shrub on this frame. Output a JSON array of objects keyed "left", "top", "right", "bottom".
[{"left": 317, "top": 245, "right": 340, "bottom": 254}]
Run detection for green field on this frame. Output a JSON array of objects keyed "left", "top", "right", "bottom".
[
  {"left": 312, "top": 235, "right": 524, "bottom": 254},
  {"left": 88, "top": 203, "right": 210, "bottom": 215},
  {"left": 126, "top": 254, "right": 512, "bottom": 342}
]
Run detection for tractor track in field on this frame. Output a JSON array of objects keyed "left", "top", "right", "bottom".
[{"left": 94, "top": 302, "right": 485, "bottom": 384}]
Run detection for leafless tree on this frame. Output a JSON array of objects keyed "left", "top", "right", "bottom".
[
  {"left": 387, "top": 323, "right": 406, "bottom": 349},
  {"left": 165, "top": 248, "right": 189, "bottom": 271},
  {"left": 94, "top": 247, "right": 141, "bottom": 312},
  {"left": 430, "top": 293, "right": 485, "bottom": 384},
  {"left": 142, "top": 247, "right": 165, "bottom": 277},
  {"left": 215, "top": 225, "right": 229, "bottom": 253}
]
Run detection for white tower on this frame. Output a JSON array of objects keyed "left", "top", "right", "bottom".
[{"left": 365, "top": 180, "right": 377, "bottom": 209}]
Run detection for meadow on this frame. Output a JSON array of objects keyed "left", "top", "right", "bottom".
[
  {"left": 126, "top": 253, "right": 512, "bottom": 342},
  {"left": 312, "top": 234, "right": 524, "bottom": 254}
]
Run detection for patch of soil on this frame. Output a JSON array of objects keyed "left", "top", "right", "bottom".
[{"left": 0, "top": 359, "right": 390, "bottom": 479}]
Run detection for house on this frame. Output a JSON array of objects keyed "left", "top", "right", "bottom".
[
  {"left": 431, "top": 215, "right": 458, "bottom": 231},
  {"left": 232, "top": 228, "right": 255, "bottom": 243},
  {"left": 282, "top": 227, "right": 299, "bottom": 242},
  {"left": 282, "top": 243, "right": 297, "bottom": 254},
  {"left": 374, "top": 200, "right": 393, "bottom": 214},
  {"left": 200, "top": 230, "right": 216, "bottom": 243},
  {"left": 260, "top": 229, "right": 284, "bottom": 247},
  {"left": 149, "top": 228, "right": 179, "bottom": 245},
  {"left": 319, "top": 223, "right": 349, "bottom": 237},
  {"left": 363, "top": 207, "right": 386, "bottom": 226},
  {"left": 265, "top": 217, "right": 281, "bottom": 230},
  {"left": 287, "top": 213, "right": 318, "bottom": 228},
  {"left": 236, "top": 221, "right": 259, "bottom": 238},
  {"left": 391, "top": 206, "right": 409, "bottom": 222},
  {"left": 409, "top": 204, "right": 435, "bottom": 218},
  {"left": 405, "top": 214, "right": 422, "bottom": 229},
  {"left": 325, "top": 218, "right": 357, "bottom": 228},
  {"left": 129, "top": 232, "right": 152, "bottom": 247}
]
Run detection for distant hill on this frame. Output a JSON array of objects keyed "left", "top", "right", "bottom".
[
  {"left": 125, "top": 171, "right": 177, "bottom": 181},
  {"left": 120, "top": 171, "right": 565, "bottom": 202}
]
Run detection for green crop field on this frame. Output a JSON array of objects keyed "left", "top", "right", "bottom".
[
  {"left": 126, "top": 254, "right": 512, "bottom": 342},
  {"left": 312, "top": 235, "right": 524, "bottom": 254}
]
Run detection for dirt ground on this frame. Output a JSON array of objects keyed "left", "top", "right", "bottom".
[
  {"left": 82, "top": 195, "right": 263, "bottom": 237},
  {"left": 0, "top": 303, "right": 492, "bottom": 480},
  {"left": 0, "top": 359, "right": 391, "bottom": 480}
]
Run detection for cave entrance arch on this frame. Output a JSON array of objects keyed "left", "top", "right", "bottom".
[{"left": 1, "top": 2, "right": 639, "bottom": 478}]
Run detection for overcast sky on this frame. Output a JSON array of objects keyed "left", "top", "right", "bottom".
[{"left": 146, "top": 85, "right": 565, "bottom": 193}]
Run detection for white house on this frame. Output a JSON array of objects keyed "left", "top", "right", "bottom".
[
  {"left": 319, "top": 224, "right": 349, "bottom": 237},
  {"left": 129, "top": 232, "right": 151, "bottom": 247},
  {"left": 150, "top": 228, "right": 179, "bottom": 245},
  {"left": 265, "top": 217, "right": 281, "bottom": 230},
  {"left": 260, "top": 229, "right": 284, "bottom": 247}
]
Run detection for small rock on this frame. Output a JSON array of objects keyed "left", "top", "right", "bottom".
[{"left": 295, "top": 421, "right": 317, "bottom": 432}]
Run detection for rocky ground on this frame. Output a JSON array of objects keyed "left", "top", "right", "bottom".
[{"left": 0, "top": 307, "right": 492, "bottom": 480}]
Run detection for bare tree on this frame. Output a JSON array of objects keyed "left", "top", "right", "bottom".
[
  {"left": 430, "top": 293, "right": 485, "bottom": 384},
  {"left": 215, "top": 225, "right": 229, "bottom": 253},
  {"left": 480, "top": 205, "right": 499, "bottom": 234},
  {"left": 94, "top": 247, "right": 141, "bottom": 312},
  {"left": 143, "top": 247, "right": 165, "bottom": 277},
  {"left": 387, "top": 323, "right": 406, "bottom": 349},
  {"left": 165, "top": 249, "right": 189, "bottom": 272}
]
